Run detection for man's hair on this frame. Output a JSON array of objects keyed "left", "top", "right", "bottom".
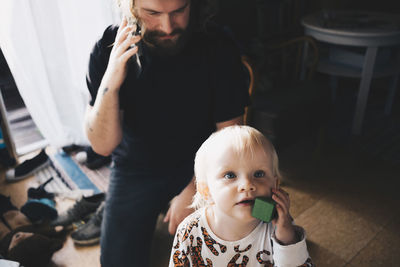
[
  {"left": 192, "top": 125, "right": 282, "bottom": 209},
  {"left": 115, "top": 0, "right": 218, "bottom": 31}
]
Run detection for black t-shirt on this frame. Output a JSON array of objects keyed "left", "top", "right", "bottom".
[{"left": 86, "top": 24, "right": 249, "bottom": 171}]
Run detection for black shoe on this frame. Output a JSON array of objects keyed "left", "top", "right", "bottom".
[
  {"left": 20, "top": 198, "right": 58, "bottom": 223},
  {"left": 5, "top": 149, "right": 50, "bottom": 182},
  {"left": 50, "top": 192, "right": 105, "bottom": 228},
  {"left": 85, "top": 147, "right": 111, "bottom": 170},
  {"left": 0, "top": 194, "right": 18, "bottom": 215},
  {"left": 61, "top": 144, "right": 85, "bottom": 154},
  {"left": 27, "top": 177, "right": 55, "bottom": 199},
  {"left": 71, "top": 201, "right": 105, "bottom": 246}
]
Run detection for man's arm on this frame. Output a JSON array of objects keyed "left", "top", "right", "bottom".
[
  {"left": 85, "top": 93, "right": 123, "bottom": 156},
  {"left": 85, "top": 18, "right": 141, "bottom": 156},
  {"left": 164, "top": 115, "right": 243, "bottom": 234}
]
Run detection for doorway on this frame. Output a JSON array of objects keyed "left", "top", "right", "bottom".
[{"left": 0, "top": 47, "right": 47, "bottom": 158}]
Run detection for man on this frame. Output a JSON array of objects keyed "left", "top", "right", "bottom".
[{"left": 84, "top": 0, "right": 249, "bottom": 265}]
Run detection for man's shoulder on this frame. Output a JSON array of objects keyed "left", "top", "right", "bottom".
[
  {"left": 195, "top": 23, "right": 241, "bottom": 55},
  {"left": 98, "top": 24, "right": 119, "bottom": 46},
  {"left": 104, "top": 24, "right": 119, "bottom": 36},
  {"left": 197, "top": 23, "right": 233, "bottom": 42}
]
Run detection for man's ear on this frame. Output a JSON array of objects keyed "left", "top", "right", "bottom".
[{"left": 196, "top": 182, "right": 210, "bottom": 199}]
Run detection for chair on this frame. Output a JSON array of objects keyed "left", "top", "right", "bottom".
[
  {"left": 245, "top": 35, "right": 330, "bottom": 150},
  {"left": 241, "top": 55, "right": 256, "bottom": 125}
]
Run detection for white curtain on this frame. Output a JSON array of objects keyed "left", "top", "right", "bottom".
[{"left": 0, "top": 0, "right": 120, "bottom": 148}]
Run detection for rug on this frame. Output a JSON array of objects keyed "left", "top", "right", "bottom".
[{"left": 35, "top": 151, "right": 109, "bottom": 197}]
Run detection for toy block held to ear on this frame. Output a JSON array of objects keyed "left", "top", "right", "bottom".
[{"left": 252, "top": 197, "right": 277, "bottom": 222}]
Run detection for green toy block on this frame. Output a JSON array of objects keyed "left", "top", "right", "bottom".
[{"left": 251, "top": 197, "right": 277, "bottom": 222}]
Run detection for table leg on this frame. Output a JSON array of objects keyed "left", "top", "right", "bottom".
[
  {"left": 300, "top": 41, "right": 309, "bottom": 81},
  {"left": 384, "top": 75, "right": 399, "bottom": 115},
  {"left": 330, "top": 76, "right": 338, "bottom": 103},
  {"left": 352, "top": 46, "right": 378, "bottom": 135}
]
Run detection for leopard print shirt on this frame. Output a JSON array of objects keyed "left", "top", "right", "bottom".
[{"left": 169, "top": 208, "right": 314, "bottom": 267}]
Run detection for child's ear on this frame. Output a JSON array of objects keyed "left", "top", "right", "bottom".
[{"left": 197, "top": 182, "right": 210, "bottom": 199}]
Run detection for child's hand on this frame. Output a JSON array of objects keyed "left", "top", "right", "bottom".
[{"left": 271, "top": 188, "right": 297, "bottom": 245}]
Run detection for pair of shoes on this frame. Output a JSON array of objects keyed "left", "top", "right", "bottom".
[
  {"left": 75, "top": 146, "right": 111, "bottom": 170},
  {"left": 71, "top": 201, "right": 105, "bottom": 246},
  {"left": 50, "top": 192, "right": 105, "bottom": 228},
  {"left": 5, "top": 149, "right": 50, "bottom": 182}
]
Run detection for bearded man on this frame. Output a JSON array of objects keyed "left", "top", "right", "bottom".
[{"left": 84, "top": 0, "right": 249, "bottom": 265}]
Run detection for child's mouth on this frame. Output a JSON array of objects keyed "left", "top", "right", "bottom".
[{"left": 237, "top": 199, "right": 255, "bottom": 206}]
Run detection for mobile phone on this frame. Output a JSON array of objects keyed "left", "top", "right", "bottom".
[
  {"left": 126, "top": 17, "right": 142, "bottom": 47},
  {"left": 133, "top": 22, "right": 141, "bottom": 36},
  {"left": 126, "top": 17, "right": 143, "bottom": 77}
]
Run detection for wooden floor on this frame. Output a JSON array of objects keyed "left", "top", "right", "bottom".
[
  {"left": 0, "top": 150, "right": 173, "bottom": 267},
  {"left": 1, "top": 136, "right": 400, "bottom": 266},
  {"left": 0, "top": 160, "right": 101, "bottom": 267}
]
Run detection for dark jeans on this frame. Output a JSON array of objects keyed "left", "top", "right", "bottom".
[{"left": 100, "top": 166, "right": 193, "bottom": 267}]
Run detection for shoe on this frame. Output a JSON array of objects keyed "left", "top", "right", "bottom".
[
  {"left": 20, "top": 198, "right": 58, "bottom": 222},
  {"left": 71, "top": 201, "right": 105, "bottom": 246},
  {"left": 75, "top": 150, "right": 87, "bottom": 164},
  {"left": 5, "top": 149, "right": 50, "bottom": 182},
  {"left": 61, "top": 144, "right": 85, "bottom": 154},
  {"left": 85, "top": 147, "right": 111, "bottom": 170},
  {"left": 50, "top": 192, "right": 105, "bottom": 228},
  {"left": 27, "top": 177, "right": 55, "bottom": 199}
]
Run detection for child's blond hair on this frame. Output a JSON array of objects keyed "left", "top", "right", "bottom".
[{"left": 192, "top": 125, "right": 282, "bottom": 209}]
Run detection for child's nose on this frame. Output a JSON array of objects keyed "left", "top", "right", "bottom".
[{"left": 238, "top": 177, "right": 255, "bottom": 192}]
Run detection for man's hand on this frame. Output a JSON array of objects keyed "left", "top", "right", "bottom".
[
  {"left": 163, "top": 181, "right": 195, "bottom": 235},
  {"left": 102, "top": 17, "right": 141, "bottom": 92}
]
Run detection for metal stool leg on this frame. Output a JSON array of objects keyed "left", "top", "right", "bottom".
[
  {"left": 385, "top": 74, "right": 399, "bottom": 115},
  {"left": 352, "top": 46, "right": 378, "bottom": 135}
]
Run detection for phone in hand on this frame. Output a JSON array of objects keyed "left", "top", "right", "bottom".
[
  {"left": 126, "top": 17, "right": 141, "bottom": 47},
  {"left": 126, "top": 17, "right": 143, "bottom": 77}
]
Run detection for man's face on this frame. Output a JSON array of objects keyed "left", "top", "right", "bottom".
[{"left": 134, "top": 0, "right": 191, "bottom": 56}]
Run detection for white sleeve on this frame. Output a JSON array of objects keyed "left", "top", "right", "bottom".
[
  {"left": 271, "top": 226, "right": 310, "bottom": 267},
  {"left": 0, "top": 259, "right": 21, "bottom": 267}
]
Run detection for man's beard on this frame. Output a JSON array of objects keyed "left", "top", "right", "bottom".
[{"left": 142, "top": 27, "right": 190, "bottom": 57}]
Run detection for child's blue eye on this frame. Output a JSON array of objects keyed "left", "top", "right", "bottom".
[
  {"left": 254, "top": 170, "right": 265, "bottom": 178},
  {"left": 224, "top": 172, "right": 236, "bottom": 179}
]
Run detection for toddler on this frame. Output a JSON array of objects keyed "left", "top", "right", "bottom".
[{"left": 169, "top": 125, "right": 314, "bottom": 266}]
